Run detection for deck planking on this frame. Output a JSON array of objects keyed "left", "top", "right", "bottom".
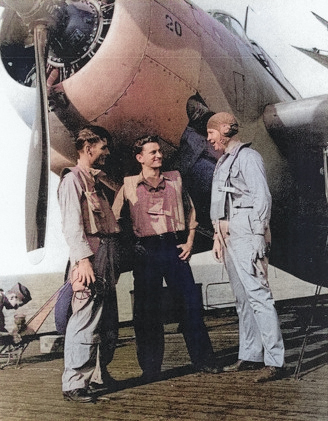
[{"left": 0, "top": 296, "right": 327, "bottom": 421}]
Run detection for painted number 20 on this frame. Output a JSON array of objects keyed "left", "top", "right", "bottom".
[{"left": 165, "top": 15, "right": 182, "bottom": 36}]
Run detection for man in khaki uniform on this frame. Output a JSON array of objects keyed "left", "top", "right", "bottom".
[{"left": 58, "top": 126, "right": 120, "bottom": 403}]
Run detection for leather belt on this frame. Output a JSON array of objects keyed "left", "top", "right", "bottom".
[{"left": 138, "top": 232, "right": 179, "bottom": 244}]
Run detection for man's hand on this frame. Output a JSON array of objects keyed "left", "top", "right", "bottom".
[
  {"left": 251, "top": 234, "right": 267, "bottom": 261},
  {"left": 71, "top": 258, "right": 96, "bottom": 291},
  {"left": 211, "top": 221, "right": 228, "bottom": 263},
  {"left": 177, "top": 228, "right": 196, "bottom": 261},
  {"left": 212, "top": 237, "right": 223, "bottom": 263},
  {"left": 177, "top": 242, "right": 193, "bottom": 261}
]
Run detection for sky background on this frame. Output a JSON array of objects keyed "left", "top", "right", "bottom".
[{"left": 0, "top": 0, "right": 328, "bottom": 276}]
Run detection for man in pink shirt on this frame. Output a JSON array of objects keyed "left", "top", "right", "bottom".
[{"left": 113, "top": 135, "right": 219, "bottom": 382}]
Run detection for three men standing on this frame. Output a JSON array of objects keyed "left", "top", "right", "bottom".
[{"left": 58, "top": 115, "right": 284, "bottom": 403}]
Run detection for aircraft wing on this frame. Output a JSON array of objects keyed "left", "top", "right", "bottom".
[
  {"left": 312, "top": 11, "right": 328, "bottom": 29},
  {"left": 292, "top": 46, "right": 328, "bottom": 69},
  {"left": 292, "top": 11, "right": 328, "bottom": 69}
]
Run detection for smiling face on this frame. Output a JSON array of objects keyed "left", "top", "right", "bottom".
[
  {"left": 207, "top": 112, "right": 239, "bottom": 153},
  {"left": 207, "top": 124, "right": 232, "bottom": 152},
  {"left": 136, "top": 142, "right": 163, "bottom": 170},
  {"left": 89, "top": 138, "right": 110, "bottom": 168}
]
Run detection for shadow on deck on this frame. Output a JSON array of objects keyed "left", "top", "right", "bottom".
[{"left": 0, "top": 295, "right": 327, "bottom": 421}]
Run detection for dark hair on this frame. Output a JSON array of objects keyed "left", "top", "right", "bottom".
[
  {"left": 74, "top": 125, "right": 112, "bottom": 151},
  {"left": 132, "top": 135, "right": 160, "bottom": 157}
]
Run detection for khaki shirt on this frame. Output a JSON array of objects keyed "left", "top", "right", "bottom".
[
  {"left": 112, "top": 171, "right": 198, "bottom": 237},
  {"left": 58, "top": 164, "right": 120, "bottom": 264}
]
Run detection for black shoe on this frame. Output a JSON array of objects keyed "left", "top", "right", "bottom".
[
  {"left": 223, "top": 359, "right": 263, "bottom": 372},
  {"left": 140, "top": 370, "right": 161, "bottom": 383},
  {"left": 89, "top": 382, "right": 112, "bottom": 393},
  {"left": 63, "top": 388, "right": 95, "bottom": 403},
  {"left": 89, "top": 377, "right": 117, "bottom": 393},
  {"left": 197, "top": 364, "right": 221, "bottom": 374}
]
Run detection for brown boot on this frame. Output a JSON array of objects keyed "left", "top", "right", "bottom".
[
  {"left": 254, "top": 366, "right": 283, "bottom": 383},
  {"left": 223, "top": 359, "right": 263, "bottom": 372}
]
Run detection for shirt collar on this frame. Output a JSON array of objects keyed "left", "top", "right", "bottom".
[
  {"left": 137, "top": 171, "right": 171, "bottom": 191},
  {"left": 225, "top": 141, "right": 252, "bottom": 156},
  {"left": 77, "top": 161, "right": 102, "bottom": 179},
  {"left": 137, "top": 171, "right": 171, "bottom": 185}
]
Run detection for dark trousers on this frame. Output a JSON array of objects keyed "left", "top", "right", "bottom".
[{"left": 132, "top": 233, "right": 215, "bottom": 374}]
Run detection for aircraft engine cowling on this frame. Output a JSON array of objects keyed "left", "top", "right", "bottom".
[
  {"left": 0, "top": 0, "right": 203, "bottom": 257},
  {"left": 0, "top": 0, "right": 114, "bottom": 85},
  {"left": 263, "top": 95, "right": 328, "bottom": 152},
  {"left": 263, "top": 95, "right": 328, "bottom": 285}
]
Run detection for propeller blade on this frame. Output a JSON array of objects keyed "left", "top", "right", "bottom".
[{"left": 25, "top": 23, "right": 50, "bottom": 263}]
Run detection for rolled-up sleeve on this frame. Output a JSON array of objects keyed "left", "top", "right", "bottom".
[
  {"left": 112, "top": 185, "right": 125, "bottom": 222},
  {"left": 182, "top": 188, "right": 198, "bottom": 231},
  {"left": 58, "top": 172, "right": 94, "bottom": 264}
]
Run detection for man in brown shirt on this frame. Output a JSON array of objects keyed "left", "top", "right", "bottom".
[{"left": 113, "top": 135, "right": 219, "bottom": 381}]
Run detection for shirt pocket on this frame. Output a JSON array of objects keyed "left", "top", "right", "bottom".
[
  {"left": 147, "top": 197, "right": 165, "bottom": 215},
  {"left": 229, "top": 165, "right": 240, "bottom": 182}
]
